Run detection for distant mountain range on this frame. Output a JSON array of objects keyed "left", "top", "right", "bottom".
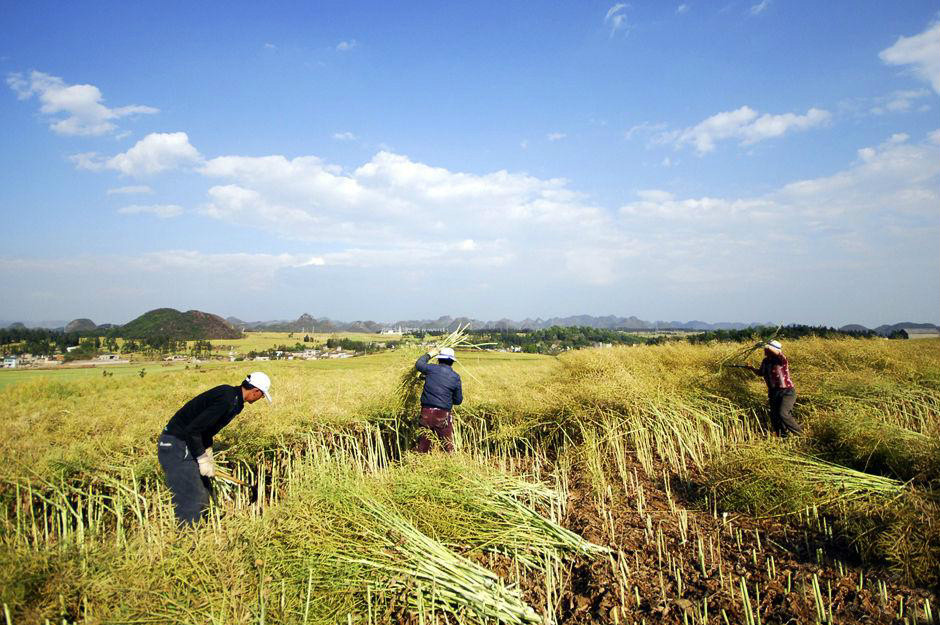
[
  {"left": 223, "top": 313, "right": 940, "bottom": 336},
  {"left": 221, "top": 313, "right": 776, "bottom": 333},
  {"left": 3, "top": 312, "right": 938, "bottom": 338},
  {"left": 847, "top": 322, "right": 940, "bottom": 336},
  {"left": 1, "top": 309, "right": 242, "bottom": 340}
]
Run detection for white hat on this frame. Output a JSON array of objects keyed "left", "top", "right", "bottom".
[
  {"left": 438, "top": 347, "right": 457, "bottom": 362},
  {"left": 245, "top": 371, "right": 273, "bottom": 403},
  {"left": 766, "top": 340, "right": 782, "bottom": 350}
]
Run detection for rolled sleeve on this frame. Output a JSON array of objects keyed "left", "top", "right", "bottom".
[{"left": 415, "top": 354, "right": 432, "bottom": 373}]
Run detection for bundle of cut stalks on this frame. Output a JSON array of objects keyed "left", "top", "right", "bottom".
[
  {"left": 337, "top": 495, "right": 542, "bottom": 624},
  {"left": 708, "top": 441, "right": 907, "bottom": 515},
  {"left": 716, "top": 326, "right": 782, "bottom": 373},
  {"left": 256, "top": 453, "right": 605, "bottom": 623},
  {"left": 708, "top": 441, "right": 940, "bottom": 587},
  {"left": 382, "top": 454, "right": 610, "bottom": 568},
  {"left": 810, "top": 411, "right": 940, "bottom": 483}
]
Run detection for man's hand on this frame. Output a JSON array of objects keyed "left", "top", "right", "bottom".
[
  {"left": 205, "top": 447, "right": 214, "bottom": 461},
  {"left": 197, "top": 453, "right": 216, "bottom": 478},
  {"left": 428, "top": 348, "right": 440, "bottom": 358}
]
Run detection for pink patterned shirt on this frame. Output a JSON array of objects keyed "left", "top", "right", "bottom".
[{"left": 759, "top": 353, "right": 794, "bottom": 393}]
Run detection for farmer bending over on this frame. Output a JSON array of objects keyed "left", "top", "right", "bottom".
[
  {"left": 414, "top": 347, "right": 463, "bottom": 453},
  {"left": 745, "top": 341, "right": 801, "bottom": 437},
  {"left": 157, "top": 372, "right": 272, "bottom": 525}
]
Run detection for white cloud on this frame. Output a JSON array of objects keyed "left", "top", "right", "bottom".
[
  {"left": 615, "top": 131, "right": 939, "bottom": 307},
  {"left": 107, "top": 185, "right": 153, "bottom": 195},
  {"left": 624, "top": 121, "right": 667, "bottom": 140},
  {"left": 192, "top": 148, "right": 618, "bottom": 287},
  {"left": 117, "top": 204, "right": 184, "bottom": 218},
  {"left": 336, "top": 40, "right": 358, "bottom": 52},
  {"left": 879, "top": 21, "right": 940, "bottom": 94},
  {"left": 605, "top": 4, "right": 628, "bottom": 35},
  {"left": 636, "top": 189, "right": 675, "bottom": 202},
  {"left": 749, "top": 0, "right": 770, "bottom": 16},
  {"left": 333, "top": 131, "right": 357, "bottom": 141},
  {"left": 264, "top": 43, "right": 277, "bottom": 50},
  {"left": 664, "top": 105, "right": 830, "bottom": 154},
  {"left": 8, "top": 132, "right": 939, "bottom": 322},
  {"left": 869, "top": 88, "right": 932, "bottom": 114},
  {"left": 624, "top": 132, "right": 940, "bottom": 223},
  {"left": 547, "top": 132, "right": 567, "bottom": 141},
  {"left": 6, "top": 70, "right": 157, "bottom": 136},
  {"left": 676, "top": 4, "right": 690, "bottom": 15},
  {"left": 72, "top": 132, "right": 202, "bottom": 177}
]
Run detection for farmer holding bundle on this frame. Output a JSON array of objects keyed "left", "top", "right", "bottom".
[
  {"left": 157, "top": 372, "right": 272, "bottom": 525},
  {"left": 745, "top": 340, "right": 802, "bottom": 437},
  {"left": 414, "top": 347, "right": 463, "bottom": 453}
]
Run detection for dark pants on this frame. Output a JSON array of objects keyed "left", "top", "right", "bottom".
[
  {"left": 157, "top": 433, "right": 209, "bottom": 526},
  {"left": 769, "top": 389, "right": 801, "bottom": 437},
  {"left": 416, "top": 406, "right": 454, "bottom": 453}
]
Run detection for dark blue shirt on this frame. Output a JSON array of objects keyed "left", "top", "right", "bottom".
[{"left": 415, "top": 354, "right": 463, "bottom": 411}]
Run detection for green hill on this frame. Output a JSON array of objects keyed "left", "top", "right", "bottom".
[
  {"left": 65, "top": 318, "right": 97, "bottom": 333},
  {"left": 119, "top": 308, "right": 243, "bottom": 340}
]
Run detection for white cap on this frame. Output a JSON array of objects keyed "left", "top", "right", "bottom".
[
  {"left": 766, "top": 340, "right": 782, "bottom": 350},
  {"left": 245, "top": 371, "right": 273, "bottom": 403},
  {"left": 438, "top": 347, "right": 457, "bottom": 362}
]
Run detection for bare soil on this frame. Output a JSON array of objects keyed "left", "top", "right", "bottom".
[{"left": 555, "top": 452, "right": 937, "bottom": 625}]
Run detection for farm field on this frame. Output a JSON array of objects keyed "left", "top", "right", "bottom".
[
  {"left": 210, "top": 331, "right": 404, "bottom": 354},
  {"left": 1, "top": 338, "right": 938, "bottom": 624},
  {"left": 0, "top": 362, "right": 198, "bottom": 391}
]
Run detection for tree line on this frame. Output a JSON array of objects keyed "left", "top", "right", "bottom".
[
  {"left": 0, "top": 327, "right": 219, "bottom": 358},
  {"left": 683, "top": 324, "right": 876, "bottom": 345},
  {"left": 420, "top": 326, "right": 647, "bottom": 354}
]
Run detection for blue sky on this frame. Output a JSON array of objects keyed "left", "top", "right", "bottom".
[{"left": 1, "top": 1, "right": 938, "bottom": 327}]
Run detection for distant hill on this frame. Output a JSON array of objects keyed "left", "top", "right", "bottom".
[
  {"left": 221, "top": 314, "right": 781, "bottom": 333},
  {"left": 120, "top": 308, "right": 242, "bottom": 340},
  {"left": 385, "top": 315, "right": 771, "bottom": 332},
  {"left": 230, "top": 313, "right": 383, "bottom": 334},
  {"left": 65, "top": 318, "right": 97, "bottom": 333},
  {"left": 838, "top": 324, "right": 871, "bottom": 333},
  {"left": 873, "top": 322, "right": 940, "bottom": 337},
  {"left": 0, "top": 320, "right": 67, "bottom": 329}
]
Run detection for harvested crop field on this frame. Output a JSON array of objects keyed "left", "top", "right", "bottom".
[{"left": 1, "top": 338, "right": 938, "bottom": 624}]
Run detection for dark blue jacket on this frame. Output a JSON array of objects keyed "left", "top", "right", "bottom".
[
  {"left": 163, "top": 385, "right": 244, "bottom": 458},
  {"left": 415, "top": 354, "right": 463, "bottom": 411}
]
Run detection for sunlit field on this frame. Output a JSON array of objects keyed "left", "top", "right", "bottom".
[
  {"left": 213, "top": 331, "right": 404, "bottom": 353},
  {"left": 1, "top": 338, "right": 938, "bottom": 624}
]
